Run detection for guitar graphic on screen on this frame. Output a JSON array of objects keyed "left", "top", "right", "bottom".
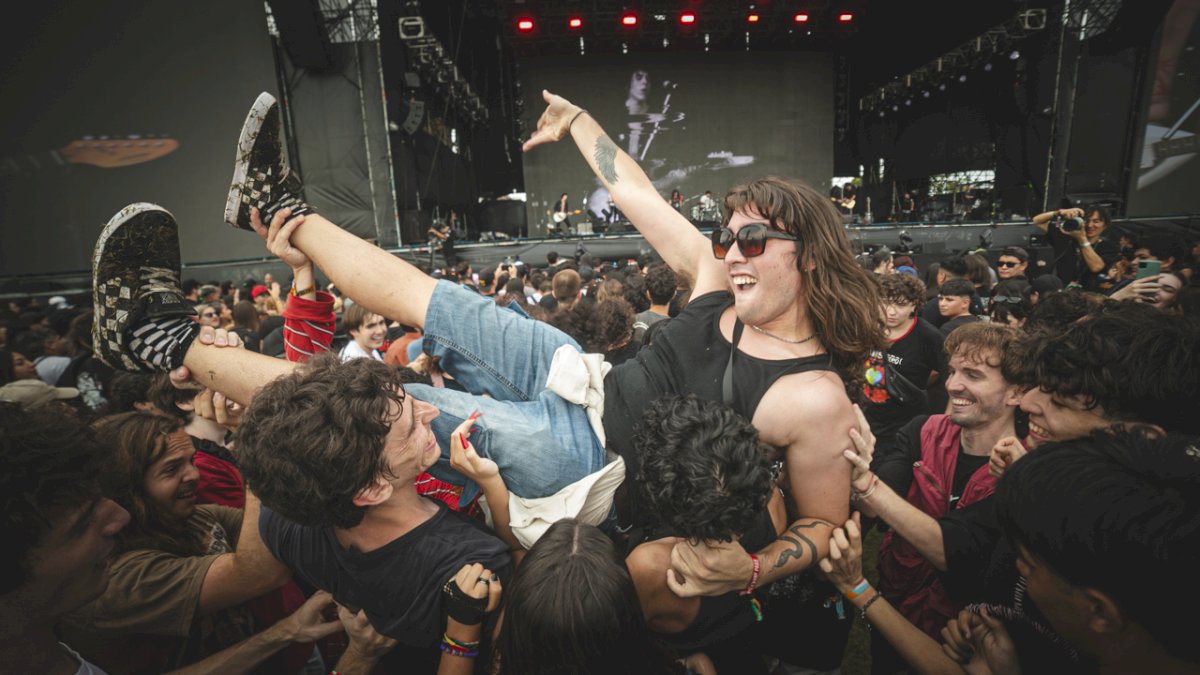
[
  {"left": 0, "top": 135, "right": 180, "bottom": 177},
  {"left": 1138, "top": 95, "right": 1199, "bottom": 189}
]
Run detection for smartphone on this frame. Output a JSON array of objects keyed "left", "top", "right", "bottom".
[
  {"left": 1135, "top": 259, "right": 1162, "bottom": 280},
  {"left": 472, "top": 273, "right": 479, "bottom": 283}
]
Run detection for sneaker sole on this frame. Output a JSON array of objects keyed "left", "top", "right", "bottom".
[{"left": 224, "top": 91, "right": 277, "bottom": 230}]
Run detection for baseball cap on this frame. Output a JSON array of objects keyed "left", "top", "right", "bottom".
[
  {"left": 896, "top": 265, "right": 918, "bottom": 277},
  {"left": 251, "top": 284, "right": 269, "bottom": 299},
  {"left": 1001, "top": 246, "right": 1029, "bottom": 262},
  {"left": 1030, "top": 274, "right": 1064, "bottom": 296},
  {"left": 0, "top": 380, "right": 80, "bottom": 410}
]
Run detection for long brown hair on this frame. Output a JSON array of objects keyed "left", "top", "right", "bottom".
[
  {"left": 92, "top": 411, "right": 206, "bottom": 556},
  {"left": 723, "top": 177, "right": 886, "bottom": 400}
]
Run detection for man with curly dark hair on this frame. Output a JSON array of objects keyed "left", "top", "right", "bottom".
[
  {"left": 624, "top": 395, "right": 782, "bottom": 665},
  {"left": 1016, "top": 301, "right": 1200, "bottom": 445}
]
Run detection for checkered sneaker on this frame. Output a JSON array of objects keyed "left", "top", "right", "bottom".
[
  {"left": 92, "top": 203, "right": 198, "bottom": 372},
  {"left": 224, "top": 91, "right": 312, "bottom": 231}
]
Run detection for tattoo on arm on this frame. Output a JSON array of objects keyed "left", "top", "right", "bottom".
[
  {"left": 594, "top": 135, "right": 619, "bottom": 185},
  {"left": 773, "top": 520, "right": 832, "bottom": 570}
]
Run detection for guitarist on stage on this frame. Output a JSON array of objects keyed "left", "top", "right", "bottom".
[{"left": 552, "top": 192, "right": 574, "bottom": 236}]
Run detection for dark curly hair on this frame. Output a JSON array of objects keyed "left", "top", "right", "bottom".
[
  {"left": 634, "top": 395, "right": 773, "bottom": 543},
  {"left": 1018, "top": 303, "right": 1200, "bottom": 433},
  {"left": 547, "top": 298, "right": 634, "bottom": 353},
  {"left": 877, "top": 273, "right": 925, "bottom": 309},
  {"left": 235, "top": 353, "right": 407, "bottom": 529},
  {"left": 1, "top": 405, "right": 105, "bottom": 595},
  {"left": 644, "top": 263, "right": 678, "bottom": 306},
  {"left": 996, "top": 427, "right": 1200, "bottom": 663},
  {"left": 1023, "top": 290, "right": 1108, "bottom": 334}
]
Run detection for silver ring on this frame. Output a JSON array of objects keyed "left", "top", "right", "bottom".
[{"left": 477, "top": 577, "right": 490, "bottom": 584}]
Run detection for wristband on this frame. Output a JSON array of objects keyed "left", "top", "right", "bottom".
[
  {"left": 442, "top": 577, "right": 488, "bottom": 625},
  {"left": 851, "top": 474, "right": 878, "bottom": 502},
  {"left": 738, "top": 554, "right": 761, "bottom": 596},
  {"left": 845, "top": 579, "right": 871, "bottom": 600},
  {"left": 290, "top": 283, "right": 316, "bottom": 297},
  {"left": 568, "top": 108, "right": 589, "bottom": 132},
  {"left": 1080, "top": 241, "right": 1092, "bottom": 248}
]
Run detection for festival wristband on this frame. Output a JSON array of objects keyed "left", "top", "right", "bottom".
[
  {"left": 441, "top": 578, "right": 488, "bottom": 626},
  {"left": 845, "top": 579, "right": 871, "bottom": 600}
]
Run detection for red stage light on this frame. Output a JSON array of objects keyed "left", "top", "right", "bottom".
[
  {"left": 621, "top": 13, "right": 638, "bottom": 26},
  {"left": 794, "top": 13, "right": 809, "bottom": 23},
  {"left": 838, "top": 13, "right": 854, "bottom": 22},
  {"left": 747, "top": 13, "right": 760, "bottom": 23},
  {"left": 516, "top": 17, "right": 534, "bottom": 32},
  {"left": 568, "top": 17, "right": 582, "bottom": 28},
  {"left": 680, "top": 11, "right": 696, "bottom": 24}
]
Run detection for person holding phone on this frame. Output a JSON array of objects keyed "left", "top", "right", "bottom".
[{"left": 1031, "top": 205, "right": 1120, "bottom": 291}]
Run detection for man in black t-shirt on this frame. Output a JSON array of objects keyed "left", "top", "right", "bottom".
[
  {"left": 937, "top": 278, "right": 982, "bottom": 337},
  {"left": 235, "top": 355, "right": 510, "bottom": 672}
]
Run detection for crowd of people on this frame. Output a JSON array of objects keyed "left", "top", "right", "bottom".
[{"left": 1, "top": 88, "right": 1198, "bottom": 675}]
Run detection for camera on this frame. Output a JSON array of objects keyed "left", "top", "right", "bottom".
[{"left": 1056, "top": 215, "right": 1084, "bottom": 232}]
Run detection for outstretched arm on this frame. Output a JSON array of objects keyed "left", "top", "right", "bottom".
[{"left": 523, "top": 90, "right": 726, "bottom": 296}]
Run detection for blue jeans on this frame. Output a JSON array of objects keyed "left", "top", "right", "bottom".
[{"left": 406, "top": 281, "right": 606, "bottom": 506}]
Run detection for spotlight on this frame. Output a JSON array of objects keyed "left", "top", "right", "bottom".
[
  {"left": 516, "top": 17, "right": 534, "bottom": 32},
  {"left": 983, "top": 62, "right": 993, "bottom": 72},
  {"left": 621, "top": 12, "right": 638, "bottom": 26},
  {"left": 680, "top": 11, "right": 696, "bottom": 25},
  {"left": 904, "top": 98, "right": 912, "bottom": 106},
  {"left": 878, "top": 110, "right": 885, "bottom": 117},
  {"left": 938, "top": 82, "right": 947, "bottom": 91},
  {"left": 838, "top": 13, "right": 854, "bottom": 22},
  {"left": 922, "top": 90, "right": 930, "bottom": 98},
  {"left": 892, "top": 104, "right": 899, "bottom": 111},
  {"left": 1009, "top": 49, "right": 1021, "bottom": 60},
  {"left": 794, "top": 13, "right": 809, "bottom": 23},
  {"left": 568, "top": 17, "right": 582, "bottom": 29},
  {"left": 748, "top": 13, "right": 760, "bottom": 23},
  {"left": 958, "top": 74, "right": 968, "bottom": 82}
]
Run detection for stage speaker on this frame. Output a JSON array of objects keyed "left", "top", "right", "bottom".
[{"left": 267, "top": 0, "right": 334, "bottom": 71}]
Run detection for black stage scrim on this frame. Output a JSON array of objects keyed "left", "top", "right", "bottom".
[
  {"left": 1127, "top": 0, "right": 1200, "bottom": 217},
  {"left": 0, "top": 1, "right": 279, "bottom": 276},
  {"left": 518, "top": 52, "right": 833, "bottom": 235}
]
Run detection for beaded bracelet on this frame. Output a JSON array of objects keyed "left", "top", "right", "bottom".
[
  {"left": 290, "top": 283, "right": 316, "bottom": 297},
  {"left": 859, "top": 591, "right": 883, "bottom": 620},
  {"left": 439, "top": 642, "right": 479, "bottom": 658}
]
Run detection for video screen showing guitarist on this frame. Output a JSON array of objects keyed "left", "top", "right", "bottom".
[
  {"left": 1130, "top": 0, "right": 1200, "bottom": 215},
  {"left": 585, "top": 67, "right": 756, "bottom": 225}
]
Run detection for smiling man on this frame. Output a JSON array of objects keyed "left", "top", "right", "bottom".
[
  {"left": 845, "top": 322, "right": 1023, "bottom": 671},
  {"left": 1016, "top": 301, "right": 1199, "bottom": 447}
]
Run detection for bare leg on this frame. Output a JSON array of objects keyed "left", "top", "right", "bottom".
[{"left": 289, "top": 214, "right": 437, "bottom": 328}]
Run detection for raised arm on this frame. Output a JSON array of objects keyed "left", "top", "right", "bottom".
[
  {"left": 523, "top": 90, "right": 727, "bottom": 296},
  {"left": 197, "top": 490, "right": 292, "bottom": 614}
]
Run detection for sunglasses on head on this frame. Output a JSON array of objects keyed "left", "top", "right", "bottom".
[
  {"left": 996, "top": 260, "right": 1022, "bottom": 268},
  {"left": 711, "top": 223, "right": 799, "bottom": 259}
]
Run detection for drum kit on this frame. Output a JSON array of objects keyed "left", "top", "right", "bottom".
[{"left": 687, "top": 194, "right": 720, "bottom": 224}]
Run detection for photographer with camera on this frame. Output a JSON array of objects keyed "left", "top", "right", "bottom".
[{"left": 1031, "top": 205, "right": 1119, "bottom": 291}]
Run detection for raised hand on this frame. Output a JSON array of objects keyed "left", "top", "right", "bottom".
[
  {"left": 816, "top": 513, "right": 865, "bottom": 595},
  {"left": 449, "top": 411, "right": 498, "bottom": 483},
  {"left": 251, "top": 207, "right": 310, "bottom": 270},
  {"left": 521, "top": 90, "right": 583, "bottom": 152}
]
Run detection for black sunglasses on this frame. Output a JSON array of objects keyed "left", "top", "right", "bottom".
[
  {"left": 711, "top": 223, "right": 799, "bottom": 259},
  {"left": 996, "top": 260, "right": 1022, "bottom": 268}
]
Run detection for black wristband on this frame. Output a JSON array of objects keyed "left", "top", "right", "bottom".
[{"left": 442, "top": 577, "right": 488, "bottom": 625}]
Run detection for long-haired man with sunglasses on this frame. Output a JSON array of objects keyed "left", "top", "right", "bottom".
[{"left": 523, "top": 90, "right": 884, "bottom": 670}]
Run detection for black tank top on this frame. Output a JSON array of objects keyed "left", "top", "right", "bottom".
[{"left": 604, "top": 290, "right": 835, "bottom": 527}]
